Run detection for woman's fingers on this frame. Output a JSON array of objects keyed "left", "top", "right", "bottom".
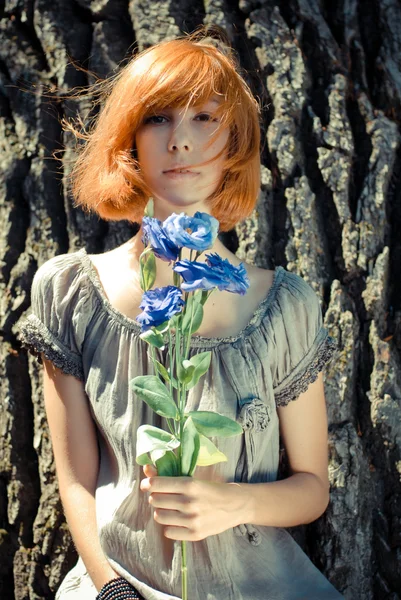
[
  {"left": 141, "top": 475, "right": 242, "bottom": 541},
  {"left": 141, "top": 474, "right": 193, "bottom": 492},
  {"left": 149, "top": 491, "right": 191, "bottom": 510},
  {"left": 153, "top": 511, "right": 201, "bottom": 541},
  {"left": 143, "top": 464, "right": 158, "bottom": 478},
  {"left": 153, "top": 508, "right": 191, "bottom": 526},
  {"left": 163, "top": 526, "right": 193, "bottom": 541}
]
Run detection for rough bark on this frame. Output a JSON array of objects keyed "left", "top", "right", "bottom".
[{"left": 1, "top": 0, "right": 401, "bottom": 598}]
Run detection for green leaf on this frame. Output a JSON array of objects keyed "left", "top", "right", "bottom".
[
  {"left": 188, "top": 434, "right": 200, "bottom": 476},
  {"left": 181, "top": 299, "right": 204, "bottom": 335},
  {"left": 150, "top": 448, "right": 167, "bottom": 462},
  {"left": 194, "top": 289, "right": 209, "bottom": 306},
  {"left": 185, "top": 351, "right": 212, "bottom": 389},
  {"left": 144, "top": 197, "right": 154, "bottom": 217},
  {"left": 136, "top": 425, "right": 180, "bottom": 466},
  {"left": 139, "top": 248, "right": 157, "bottom": 292},
  {"left": 180, "top": 417, "right": 200, "bottom": 476},
  {"left": 196, "top": 435, "right": 228, "bottom": 466},
  {"left": 187, "top": 410, "right": 243, "bottom": 437},
  {"left": 139, "top": 329, "right": 165, "bottom": 349},
  {"left": 200, "top": 290, "right": 209, "bottom": 306},
  {"left": 177, "top": 359, "right": 196, "bottom": 385},
  {"left": 139, "top": 265, "right": 146, "bottom": 293},
  {"left": 154, "top": 360, "right": 179, "bottom": 388},
  {"left": 136, "top": 453, "right": 153, "bottom": 466},
  {"left": 155, "top": 360, "right": 170, "bottom": 382},
  {"left": 130, "top": 376, "right": 178, "bottom": 418},
  {"left": 143, "top": 251, "right": 156, "bottom": 291},
  {"left": 169, "top": 314, "right": 179, "bottom": 329},
  {"left": 154, "top": 321, "right": 170, "bottom": 334},
  {"left": 155, "top": 451, "right": 179, "bottom": 476}
]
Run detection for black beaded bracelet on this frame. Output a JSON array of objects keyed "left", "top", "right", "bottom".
[{"left": 96, "top": 577, "right": 143, "bottom": 600}]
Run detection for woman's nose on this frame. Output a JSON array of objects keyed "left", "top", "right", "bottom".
[{"left": 167, "top": 122, "right": 192, "bottom": 152}]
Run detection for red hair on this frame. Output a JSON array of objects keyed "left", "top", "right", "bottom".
[{"left": 69, "top": 31, "right": 261, "bottom": 232}]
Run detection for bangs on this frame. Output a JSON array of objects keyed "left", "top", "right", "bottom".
[{"left": 130, "top": 41, "right": 240, "bottom": 129}]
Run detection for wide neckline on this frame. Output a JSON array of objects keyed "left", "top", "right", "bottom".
[{"left": 77, "top": 247, "right": 285, "bottom": 348}]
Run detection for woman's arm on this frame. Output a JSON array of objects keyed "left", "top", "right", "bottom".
[
  {"left": 141, "top": 372, "right": 330, "bottom": 539},
  {"left": 42, "top": 357, "right": 119, "bottom": 591},
  {"left": 240, "top": 370, "right": 330, "bottom": 527}
]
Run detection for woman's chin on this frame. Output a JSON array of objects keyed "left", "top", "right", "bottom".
[{"left": 152, "top": 193, "right": 209, "bottom": 212}]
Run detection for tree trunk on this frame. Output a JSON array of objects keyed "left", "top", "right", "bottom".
[{"left": 1, "top": 0, "right": 400, "bottom": 598}]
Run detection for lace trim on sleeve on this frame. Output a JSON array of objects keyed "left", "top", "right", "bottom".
[
  {"left": 18, "top": 316, "right": 84, "bottom": 381},
  {"left": 274, "top": 335, "right": 337, "bottom": 407}
]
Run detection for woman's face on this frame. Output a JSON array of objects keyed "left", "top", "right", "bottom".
[{"left": 135, "top": 97, "right": 230, "bottom": 219}]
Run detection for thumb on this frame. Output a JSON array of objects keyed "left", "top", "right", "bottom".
[{"left": 143, "top": 464, "right": 158, "bottom": 478}]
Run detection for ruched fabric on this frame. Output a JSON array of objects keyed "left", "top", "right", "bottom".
[{"left": 18, "top": 248, "right": 343, "bottom": 600}]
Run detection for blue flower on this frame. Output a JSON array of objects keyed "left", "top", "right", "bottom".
[
  {"left": 173, "top": 253, "right": 250, "bottom": 295},
  {"left": 173, "top": 261, "right": 225, "bottom": 291},
  {"left": 142, "top": 217, "right": 180, "bottom": 262},
  {"left": 205, "top": 253, "right": 250, "bottom": 294},
  {"left": 163, "top": 212, "right": 219, "bottom": 252},
  {"left": 136, "top": 286, "right": 185, "bottom": 331}
]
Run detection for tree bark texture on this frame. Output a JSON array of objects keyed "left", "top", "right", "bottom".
[{"left": 1, "top": 0, "right": 401, "bottom": 598}]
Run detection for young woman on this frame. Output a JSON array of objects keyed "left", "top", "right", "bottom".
[{"left": 19, "top": 29, "right": 343, "bottom": 600}]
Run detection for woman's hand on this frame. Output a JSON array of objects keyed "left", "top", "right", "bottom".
[{"left": 141, "top": 464, "right": 250, "bottom": 541}]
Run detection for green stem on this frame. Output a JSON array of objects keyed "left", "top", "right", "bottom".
[
  {"left": 169, "top": 326, "right": 179, "bottom": 438},
  {"left": 183, "top": 249, "right": 197, "bottom": 359},
  {"left": 149, "top": 345, "right": 157, "bottom": 376},
  {"left": 168, "top": 327, "right": 173, "bottom": 396},
  {"left": 175, "top": 249, "right": 189, "bottom": 599},
  {"left": 184, "top": 292, "right": 196, "bottom": 360},
  {"left": 181, "top": 382, "right": 187, "bottom": 418},
  {"left": 149, "top": 344, "right": 175, "bottom": 436},
  {"left": 178, "top": 355, "right": 187, "bottom": 600},
  {"left": 175, "top": 323, "right": 183, "bottom": 446},
  {"left": 179, "top": 408, "right": 184, "bottom": 474},
  {"left": 165, "top": 417, "right": 175, "bottom": 436},
  {"left": 175, "top": 326, "right": 181, "bottom": 405},
  {"left": 181, "top": 540, "right": 188, "bottom": 600}
]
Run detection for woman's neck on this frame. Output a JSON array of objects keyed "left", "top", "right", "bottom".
[{"left": 126, "top": 224, "right": 229, "bottom": 266}]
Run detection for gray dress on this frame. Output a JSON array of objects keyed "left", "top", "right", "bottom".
[{"left": 18, "top": 248, "right": 343, "bottom": 600}]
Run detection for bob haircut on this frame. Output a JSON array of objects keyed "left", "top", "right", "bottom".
[{"left": 69, "top": 30, "right": 261, "bottom": 232}]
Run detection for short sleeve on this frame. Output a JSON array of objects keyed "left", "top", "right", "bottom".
[
  {"left": 272, "top": 271, "right": 337, "bottom": 407},
  {"left": 17, "top": 253, "right": 91, "bottom": 381}
]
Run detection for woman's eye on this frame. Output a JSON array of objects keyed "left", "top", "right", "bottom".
[
  {"left": 144, "top": 115, "right": 168, "bottom": 125},
  {"left": 196, "top": 113, "right": 219, "bottom": 123}
]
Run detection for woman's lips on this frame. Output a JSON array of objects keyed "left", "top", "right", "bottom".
[{"left": 163, "top": 170, "right": 200, "bottom": 180}]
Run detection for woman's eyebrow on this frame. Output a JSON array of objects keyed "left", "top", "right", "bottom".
[
  {"left": 208, "top": 95, "right": 224, "bottom": 105},
  {"left": 195, "top": 99, "right": 222, "bottom": 110}
]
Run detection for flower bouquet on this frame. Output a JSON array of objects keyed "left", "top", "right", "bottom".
[{"left": 129, "top": 200, "right": 250, "bottom": 600}]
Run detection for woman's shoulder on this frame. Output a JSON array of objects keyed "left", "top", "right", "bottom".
[
  {"left": 31, "top": 249, "right": 87, "bottom": 291},
  {"left": 243, "top": 261, "right": 318, "bottom": 310},
  {"left": 19, "top": 249, "right": 95, "bottom": 380},
  {"left": 29, "top": 249, "right": 96, "bottom": 310},
  {"left": 246, "top": 264, "right": 325, "bottom": 341},
  {"left": 29, "top": 249, "right": 99, "bottom": 325}
]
